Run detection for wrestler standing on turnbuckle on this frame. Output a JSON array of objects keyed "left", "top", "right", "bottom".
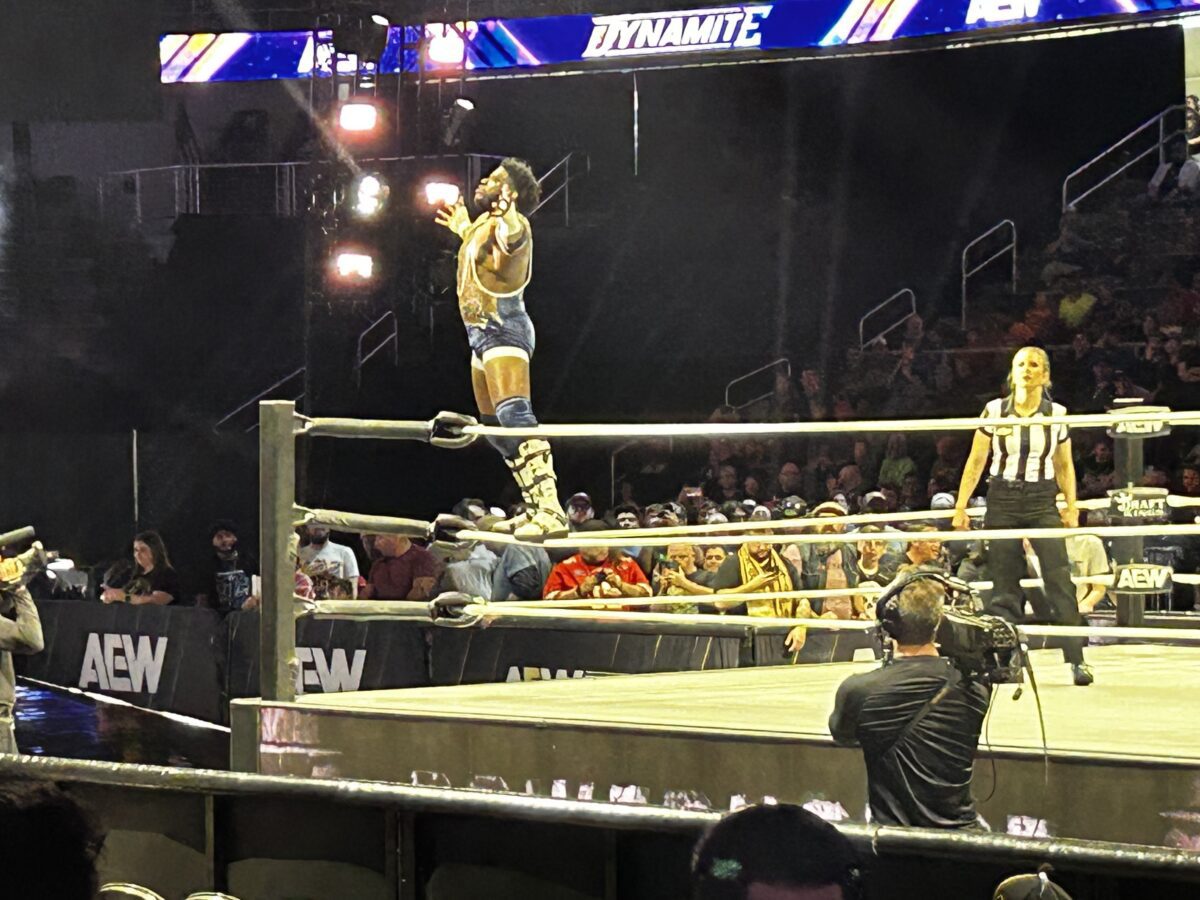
[{"left": 435, "top": 159, "right": 568, "bottom": 539}]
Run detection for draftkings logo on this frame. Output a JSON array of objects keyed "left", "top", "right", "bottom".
[
  {"left": 296, "top": 647, "right": 366, "bottom": 693},
  {"left": 79, "top": 633, "right": 168, "bottom": 694},
  {"left": 582, "top": 5, "right": 772, "bottom": 58},
  {"left": 1109, "top": 487, "right": 1169, "bottom": 521}
]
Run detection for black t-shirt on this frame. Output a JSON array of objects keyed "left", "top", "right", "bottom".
[
  {"left": 206, "top": 550, "right": 258, "bottom": 610},
  {"left": 828, "top": 656, "right": 992, "bottom": 828},
  {"left": 126, "top": 566, "right": 182, "bottom": 604},
  {"left": 705, "top": 553, "right": 801, "bottom": 616}
]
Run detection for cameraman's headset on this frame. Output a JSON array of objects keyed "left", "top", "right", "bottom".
[{"left": 876, "top": 568, "right": 973, "bottom": 644}]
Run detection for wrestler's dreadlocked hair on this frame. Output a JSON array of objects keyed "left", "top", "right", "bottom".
[{"left": 500, "top": 157, "right": 542, "bottom": 209}]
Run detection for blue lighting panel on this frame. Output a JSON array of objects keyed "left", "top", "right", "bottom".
[{"left": 160, "top": 0, "right": 1198, "bottom": 83}]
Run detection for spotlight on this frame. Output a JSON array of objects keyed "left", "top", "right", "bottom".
[
  {"left": 441, "top": 97, "right": 476, "bottom": 148},
  {"left": 352, "top": 174, "right": 389, "bottom": 217},
  {"left": 424, "top": 182, "right": 461, "bottom": 207},
  {"left": 335, "top": 251, "right": 375, "bottom": 281},
  {"left": 426, "top": 22, "right": 475, "bottom": 66},
  {"left": 339, "top": 102, "right": 378, "bottom": 133},
  {"left": 332, "top": 13, "right": 392, "bottom": 66}
]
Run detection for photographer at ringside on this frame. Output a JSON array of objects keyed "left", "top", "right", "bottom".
[
  {"left": 542, "top": 519, "right": 650, "bottom": 605},
  {"left": 828, "top": 573, "right": 992, "bottom": 828}
]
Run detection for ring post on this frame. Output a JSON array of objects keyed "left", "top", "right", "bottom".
[
  {"left": 260, "top": 400, "right": 298, "bottom": 702},
  {"left": 1109, "top": 402, "right": 1148, "bottom": 627}
]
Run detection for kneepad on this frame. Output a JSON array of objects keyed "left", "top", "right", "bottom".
[{"left": 495, "top": 396, "right": 538, "bottom": 429}]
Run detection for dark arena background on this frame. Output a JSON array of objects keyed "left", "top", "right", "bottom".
[{"left": 1, "top": 0, "right": 1199, "bottom": 897}]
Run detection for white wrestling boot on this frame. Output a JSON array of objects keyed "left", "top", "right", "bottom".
[
  {"left": 490, "top": 455, "right": 533, "bottom": 535},
  {"left": 507, "top": 439, "right": 569, "bottom": 540}
]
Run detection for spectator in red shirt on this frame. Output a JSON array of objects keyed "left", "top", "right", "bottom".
[
  {"left": 543, "top": 520, "right": 651, "bottom": 602},
  {"left": 363, "top": 534, "right": 443, "bottom": 600}
]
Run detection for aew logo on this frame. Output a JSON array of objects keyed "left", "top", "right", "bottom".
[
  {"left": 1110, "top": 487, "right": 1168, "bottom": 521},
  {"left": 1107, "top": 406, "right": 1171, "bottom": 439},
  {"left": 505, "top": 665, "right": 586, "bottom": 682},
  {"left": 582, "top": 5, "right": 772, "bottom": 59},
  {"left": 1112, "top": 564, "right": 1173, "bottom": 594},
  {"left": 966, "top": 0, "right": 1039, "bottom": 24},
  {"left": 296, "top": 647, "right": 366, "bottom": 693},
  {"left": 79, "top": 633, "right": 168, "bottom": 694}
]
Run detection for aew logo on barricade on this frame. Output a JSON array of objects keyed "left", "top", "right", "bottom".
[
  {"left": 1112, "top": 564, "right": 1173, "bottom": 595},
  {"left": 505, "top": 665, "right": 586, "bottom": 682},
  {"left": 1107, "top": 405, "right": 1171, "bottom": 439},
  {"left": 966, "top": 0, "right": 1039, "bottom": 25},
  {"left": 1109, "top": 487, "right": 1168, "bottom": 522},
  {"left": 583, "top": 5, "right": 772, "bottom": 59},
  {"left": 296, "top": 647, "right": 366, "bottom": 693},
  {"left": 79, "top": 633, "right": 168, "bottom": 694}
]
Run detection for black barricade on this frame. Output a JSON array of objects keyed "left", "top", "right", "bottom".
[
  {"left": 22, "top": 600, "right": 225, "bottom": 722},
  {"left": 752, "top": 627, "right": 881, "bottom": 667},
  {"left": 224, "top": 612, "right": 431, "bottom": 700},
  {"left": 430, "top": 626, "right": 744, "bottom": 684}
]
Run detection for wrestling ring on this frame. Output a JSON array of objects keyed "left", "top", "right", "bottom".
[{"left": 8, "top": 399, "right": 1200, "bottom": 897}]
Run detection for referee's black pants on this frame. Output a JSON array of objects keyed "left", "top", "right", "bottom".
[{"left": 984, "top": 478, "right": 1085, "bottom": 666}]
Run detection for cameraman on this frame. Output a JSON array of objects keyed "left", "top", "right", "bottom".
[
  {"left": 828, "top": 575, "right": 991, "bottom": 828},
  {"left": 1, "top": 582, "right": 44, "bottom": 754}
]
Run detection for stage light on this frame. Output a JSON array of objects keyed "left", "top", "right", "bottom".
[
  {"left": 426, "top": 23, "right": 472, "bottom": 66},
  {"left": 424, "top": 182, "right": 461, "bottom": 207},
  {"left": 332, "top": 13, "right": 392, "bottom": 65},
  {"left": 339, "top": 102, "right": 378, "bottom": 133},
  {"left": 353, "top": 174, "right": 389, "bottom": 217},
  {"left": 335, "top": 251, "right": 375, "bottom": 280},
  {"left": 441, "top": 96, "right": 477, "bottom": 148},
  {"left": 371, "top": 14, "right": 390, "bottom": 27}
]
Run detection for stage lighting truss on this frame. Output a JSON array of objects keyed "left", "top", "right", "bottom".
[{"left": 441, "top": 97, "right": 476, "bottom": 148}]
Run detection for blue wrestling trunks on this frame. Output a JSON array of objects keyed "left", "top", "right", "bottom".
[{"left": 466, "top": 296, "right": 536, "bottom": 360}]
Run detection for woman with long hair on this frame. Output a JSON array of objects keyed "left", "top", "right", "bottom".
[
  {"left": 100, "top": 530, "right": 180, "bottom": 606},
  {"left": 953, "top": 346, "right": 1092, "bottom": 685}
]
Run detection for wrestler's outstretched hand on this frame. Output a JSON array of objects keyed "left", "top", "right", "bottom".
[{"left": 435, "top": 199, "right": 470, "bottom": 238}]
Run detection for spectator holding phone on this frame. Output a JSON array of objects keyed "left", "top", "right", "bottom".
[{"left": 543, "top": 520, "right": 650, "bottom": 604}]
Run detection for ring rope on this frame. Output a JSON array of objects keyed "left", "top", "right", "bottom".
[
  {"left": 458, "top": 603, "right": 1200, "bottom": 642},
  {"left": 459, "top": 521, "right": 1200, "bottom": 549},
  {"left": 460, "top": 407, "right": 1200, "bottom": 440}
]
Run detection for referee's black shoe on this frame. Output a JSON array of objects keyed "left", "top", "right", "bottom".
[{"left": 1071, "top": 664, "right": 1094, "bottom": 686}]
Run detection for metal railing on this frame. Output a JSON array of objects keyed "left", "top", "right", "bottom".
[
  {"left": 858, "top": 288, "right": 916, "bottom": 349},
  {"left": 213, "top": 367, "right": 305, "bottom": 434},
  {"left": 354, "top": 311, "right": 398, "bottom": 387},
  {"left": 723, "top": 357, "right": 791, "bottom": 411},
  {"left": 530, "top": 152, "right": 591, "bottom": 227},
  {"left": 609, "top": 438, "right": 674, "bottom": 509},
  {"left": 1061, "top": 104, "right": 1188, "bottom": 211},
  {"left": 961, "top": 219, "right": 1017, "bottom": 330}
]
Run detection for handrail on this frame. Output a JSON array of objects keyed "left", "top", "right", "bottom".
[
  {"left": 530, "top": 151, "right": 591, "bottom": 226},
  {"left": 213, "top": 366, "right": 305, "bottom": 434},
  {"left": 354, "top": 311, "right": 398, "bottom": 387},
  {"left": 960, "top": 219, "right": 1017, "bottom": 330},
  {"left": 1062, "top": 104, "right": 1187, "bottom": 211},
  {"left": 858, "top": 288, "right": 915, "bottom": 349},
  {"left": 723, "top": 357, "right": 790, "bottom": 411}
]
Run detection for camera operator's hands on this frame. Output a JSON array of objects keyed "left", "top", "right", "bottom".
[
  {"left": 784, "top": 625, "right": 807, "bottom": 653},
  {"left": 951, "top": 507, "right": 971, "bottom": 531}
]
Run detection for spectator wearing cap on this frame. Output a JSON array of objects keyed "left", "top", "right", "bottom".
[
  {"left": 691, "top": 803, "right": 862, "bottom": 900},
  {"left": 566, "top": 493, "right": 596, "bottom": 527},
  {"left": 362, "top": 533, "right": 442, "bottom": 600},
  {"left": 196, "top": 519, "right": 258, "bottom": 612},
  {"left": 611, "top": 504, "right": 642, "bottom": 530},
  {"left": 993, "top": 867, "right": 1074, "bottom": 900},
  {"left": 800, "top": 502, "right": 862, "bottom": 619},
  {"left": 543, "top": 520, "right": 650, "bottom": 603},
  {"left": 452, "top": 497, "right": 490, "bottom": 524},
  {"left": 708, "top": 530, "right": 810, "bottom": 653}
]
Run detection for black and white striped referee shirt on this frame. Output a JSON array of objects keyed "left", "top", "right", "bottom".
[{"left": 978, "top": 394, "right": 1069, "bottom": 483}]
